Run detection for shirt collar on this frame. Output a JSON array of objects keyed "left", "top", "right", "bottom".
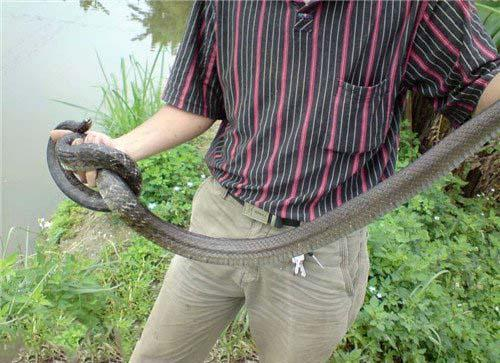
[{"left": 296, "top": 0, "right": 322, "bottom": 14}]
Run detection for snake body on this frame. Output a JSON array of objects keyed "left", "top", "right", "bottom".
[{"left": 47, "top": 102, "right": 500, "bottom": 265}]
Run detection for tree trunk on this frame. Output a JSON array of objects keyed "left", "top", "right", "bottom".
[{"left": 407, "top": 92, "right": 499, "bottom": 201}]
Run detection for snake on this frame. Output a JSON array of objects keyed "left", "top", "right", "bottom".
[{"left": 46, "top": 101, "right": 500, "bottom": 266}]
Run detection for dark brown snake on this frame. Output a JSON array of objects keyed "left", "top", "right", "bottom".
[{"left": 47, "top": 101, "right": 500, "bottom": 266}]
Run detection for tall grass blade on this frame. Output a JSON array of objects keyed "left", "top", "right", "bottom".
[
  {"left": 24, "top": 226, "right": 29, "bottom": 268},
  {"left": 50, "top": 100, "right": 106, "bottom": 117}
]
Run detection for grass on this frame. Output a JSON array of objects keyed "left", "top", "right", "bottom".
[{"left": 1, "top": 227, "right": 30, "bottom": 260}]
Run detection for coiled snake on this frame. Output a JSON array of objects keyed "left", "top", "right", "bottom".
[{"left": 47, "top": 101, "right": 500, "bottom": 265}]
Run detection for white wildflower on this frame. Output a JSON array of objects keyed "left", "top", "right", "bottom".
[
  {"left": 201, "top": 174, "right": 206, "bottom": 179},
  {"left": 173, "top": 186, "right": 181, "bottom": 192},
  {"left": 187, "top": 181, "right": 194, "bottom": 188},
  {"left": 368, "top": 286, "right": 376, "bottom": 293},
  {"left": 434, "top": 216, "right": 440, "bottom": 221},
  {"left": 491, "top": 188, "right": 495, "bottom": 192},
  {"left": 148, "top": 202, "right": 158, "bottom": 209},
  {"left": 376, "top": 292, "right": 383, "bottom": 299},
  {"left": 38, "top": 218, "right": 52, "bottom": 229}
]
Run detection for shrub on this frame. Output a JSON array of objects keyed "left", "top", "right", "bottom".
[
  {"left": 0, "top": 236, "right": 117, "bottom": 361},
  {"left": 138, "top": 144, "right": 209, "bottom": 227},
  {"left": 0, "top": 231, "right": 169, "bottom": 361},
  {"left": 332, "top": 177, "right": 499, "bottom": 362}
]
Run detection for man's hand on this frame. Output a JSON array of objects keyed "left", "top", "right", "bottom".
[
  {"left": 49, "top": 129, "right": 122, "bottom": 187},
  {"left": 49, "top": 105, "right": 215, "bottom": 188}
]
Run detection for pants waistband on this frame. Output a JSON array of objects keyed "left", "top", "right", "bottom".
[{"left": 220, "top": 186, "right": 301, "bottom": 228}]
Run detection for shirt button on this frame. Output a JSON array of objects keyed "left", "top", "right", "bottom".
[{"left": 294, "top": 12, "right": 314, "bottom": 32}]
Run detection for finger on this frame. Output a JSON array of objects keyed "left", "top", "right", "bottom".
[
  {"left": 76, "top": 171, "right": 87, "bottom": 184},
  {"left": 84, "top": 133, "right": 96, "bottom": 144},
  {"left": 96, "top": 135, "right": 112, "bottom": 147},
  {"left": 94, "top": 135, "right": 106, "bottom": 144},
  {"left": 98, "top": 135, "right": 116, "bottom": 149},
  {"left": 49, "top": 129, "right": 72, "bottom": 141},
  {"left": 86, "top": 170, "right": 97, "bottom": 188},
  {"left": 71, "top": 137, "right": 84, "bottom": 147}
]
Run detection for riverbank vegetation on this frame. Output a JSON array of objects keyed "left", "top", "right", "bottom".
[
  {"left": 2, "top": 140, "right": 498, "bottom": 362},
  {"left": 2, "top": 18, "right": 500, "bottom": 361}
]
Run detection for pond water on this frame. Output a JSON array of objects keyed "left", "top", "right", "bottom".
[{"left": 1, "top": 1, "right": 191, "bottom": 254}]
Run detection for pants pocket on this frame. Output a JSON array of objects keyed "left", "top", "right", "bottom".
[
  {"left": 339, "top": 236, "right": 355, "bottom": 297},
  {"left": 347, "top": 237, "right": 370, "bottom": 328}
]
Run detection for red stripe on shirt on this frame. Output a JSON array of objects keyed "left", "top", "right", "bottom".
[
  {"left": 473, "top": 35, "right": 497, "bottom": 60},
  {"left": 456, "top": 0, "right": 472, "bottom": 22},
  {"left": 423, "top": 12, "right": 460, "bottom": 58},
  {"left": 353, "top": 0, "right": 383, "bottom": 192},
  {"left": 202, "top": 44, "right": 218, "bottom": 117},
  {"left": 359, "top": 0, "right": 383, "bottom": 152},
  {"left": 255, "top": 0, "right": 292, "bottom": 207},
  {"left": 177, "top": 19, "right": 206, "bottom": 109},
  {"left": 234, "top": 0, "right": 267, "bottom": 197},
  {"left": 219, "top": 1, "right": 243, "bottom": 184},
  {"left": 448, "top": 101, "right": 475, "bottom": 112},
  {"left": 308, "top": 0, "right": 354, "bottom": 220},
  {"left": 280, "top": 2, "right": 323, "bottom": 218},
  {"left": 410, "top": 52, "right": 446, "bottom": 93},
  {"left": 384, "top": 0, "right": 411, "bottom": 146},
  {"left": 402, "top": 1, "right": 428, "bottom": 79}
]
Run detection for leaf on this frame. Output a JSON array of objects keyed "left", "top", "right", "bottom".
[{"left": 477, "top": 1, "right": 500, "bottom": 50}]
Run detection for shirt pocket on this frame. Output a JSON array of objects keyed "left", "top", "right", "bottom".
[{"left": 331, "top": 77, "right": 390, "bottom": 154}]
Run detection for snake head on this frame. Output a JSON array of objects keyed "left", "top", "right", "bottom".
[
  {"left": 54, "top": 119, "right": 92, "bottom": 134},
  {"left": 79, "top": 118, "right": 92, "bottom": 133}
]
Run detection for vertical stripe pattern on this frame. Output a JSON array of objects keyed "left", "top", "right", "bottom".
[{"left": 163, "top": 0, "right": 500, "bottom": 222}]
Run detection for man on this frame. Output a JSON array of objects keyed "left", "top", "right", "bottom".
[{"left": 51, "top": 1, "right": 499, "bottom": 362}]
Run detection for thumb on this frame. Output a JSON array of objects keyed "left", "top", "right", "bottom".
[{"left": 50, "top": 129, "right": 72, "bottom": 141}]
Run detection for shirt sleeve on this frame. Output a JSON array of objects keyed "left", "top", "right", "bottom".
[
  {"left": 403, "top": 0, "right": 500, "bottom": 127},
  {"left": 161, "top": 1, "right": 226, "bottom": 120}
]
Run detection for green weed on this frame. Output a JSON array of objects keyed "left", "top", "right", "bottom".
[
  {"left": 331, "top": 176, "right": 499, "bottom": 362},
  {"left": 138, "top": 144, "right": 209, "bottom": 227},
  {"left": 54, "top": 47, "right": 167, "bottom": 138}
]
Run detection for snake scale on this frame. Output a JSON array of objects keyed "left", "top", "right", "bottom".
[{"left": 47, "top": 101, "right": 500, "bottom": 266}]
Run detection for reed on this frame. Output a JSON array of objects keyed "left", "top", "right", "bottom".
[{"left": 54, "top": 45, "right": 168, "bottom": 138}]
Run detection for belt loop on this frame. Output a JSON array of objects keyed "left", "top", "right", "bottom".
[
  {"left": 269, "top": 215, "right": 285, "bottom": 229},
  {"left": 274, "top": 216, "right": 284, "bottom": 228}
]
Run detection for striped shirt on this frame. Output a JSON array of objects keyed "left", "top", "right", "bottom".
[{"left": 162, "top": 0, "right": 499, "bottom": 222}]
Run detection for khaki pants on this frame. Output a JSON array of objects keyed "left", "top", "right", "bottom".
[{"left": 130, "top": 176, "right": 369, "bottom": 363}]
